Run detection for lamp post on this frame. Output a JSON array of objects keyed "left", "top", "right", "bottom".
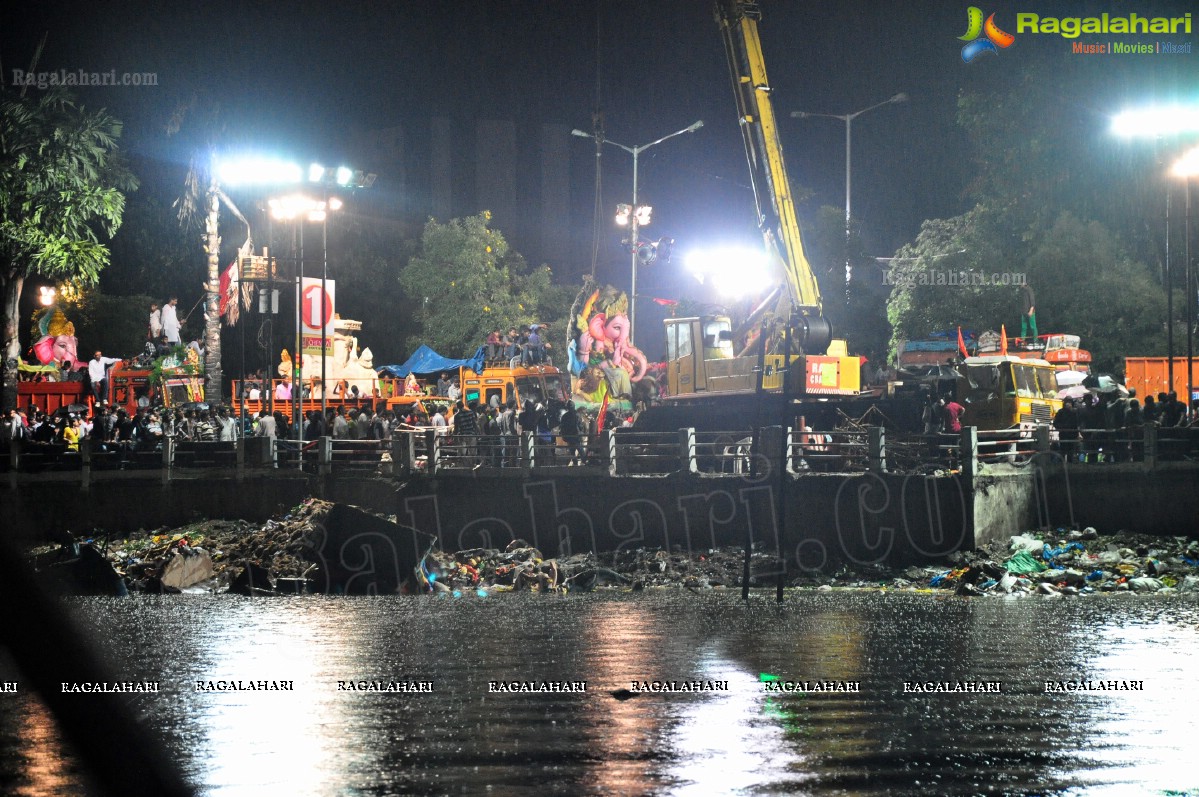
[
  {"left": 571, "top": 120, "right": 703, "bottom": 342},
  {"left": 269, "top": 194, "right": 347, "bottom": 458},
  {"left": 1173, "top": 146, "right": 1199, "bottom": 415},
  {"left": 790, "top": 93, "right": 907, "bottom": 296},
  {"left": 1111, "top": 107, "right": 1199, "bottom": 394}
]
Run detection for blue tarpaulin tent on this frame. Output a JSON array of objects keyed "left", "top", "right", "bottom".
[{"left": 376, "top": 345, "right": 486, "bottom": 378}]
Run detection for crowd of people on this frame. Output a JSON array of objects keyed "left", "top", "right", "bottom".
[
  {"left": 432, "top": 395, "right": 629, "bottom": 468},
  {"left": 483, "top": 325, "right": 551, "bottom": 366},
  {"left": 1053, "top": 389, "right": 1194, "bottom": 462},
  {"left": 1, "top": 403, "right": 238, "bottom": 456}
]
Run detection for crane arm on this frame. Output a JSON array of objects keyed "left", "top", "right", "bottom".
[{"left": 715, "top": 0, "right": 828, "bottom": 348}]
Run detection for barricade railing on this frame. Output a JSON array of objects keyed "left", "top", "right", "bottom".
[{"left": 7, "top": 422, "right": 1198, "bottom": 487}]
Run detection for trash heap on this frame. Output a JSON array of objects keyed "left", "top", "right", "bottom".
[
  {"left": 416, "top": 544, "right": 784, "bottom": 595},
  {"left": 898, "top": 528, "right": 1199, "bottom": 597},
  {"left": 102, "top": 499, "right": 334, "bottom": 592}
]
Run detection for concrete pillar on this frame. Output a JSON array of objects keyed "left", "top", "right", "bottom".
[
  {"left": 868, "top": 426, "right": 886, "bottom": 473},
  {"left": 604, "top": 430, "right": 617, "bottom": 477},
  {"left": 679, "top": 427, "right": 697, "bottom": 474},
  {"left": 1034, "top": 424, "right": 1051, "bottom": 454},
  {"left": 236, "top": 438, "right": 245, "bottom": 480},
  {"left": 393, "top": 432, "right": 415, "bottom": 475},
  {"left": 1144, "top": 424, "right": 1157, "bottom": 468},
  {"left": 318, "top": 436, "right": 332, "bottom": 476},
  {"left": 521, "top": 431, "right": 536, "bottom": 470},
  {"left": 959, "top": 427, "right": 978, "bottom": 480},
  {"left": 425, "top": 429, "right": 440, "bottom": 475},
  {"left": 162, "top": 436, "right": 174, "bottom": 485},
  {"left": 755, "top": 426, "right": 786, "bottom": 475},
  {"left": 80, "top": 437, "right": 92, "bottom": 491}
]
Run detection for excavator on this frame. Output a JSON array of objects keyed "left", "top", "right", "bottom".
[{"left": 646, "top": 1, "right": 862, "bottom": 430}]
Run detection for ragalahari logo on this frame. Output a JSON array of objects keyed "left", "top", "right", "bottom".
[{"left": 959, "top": 7, "right": 1015, "bottom": 62}]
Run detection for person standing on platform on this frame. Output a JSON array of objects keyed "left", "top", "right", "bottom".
[
  {"left": 161, "top": 296, "right": 182, "bottom": 345},
  {"left": 1020, "top": 284, "right": 1037, "bottom": 346}
]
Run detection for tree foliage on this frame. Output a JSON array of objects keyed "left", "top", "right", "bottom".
[
  {"left": 0, "top": 88, "right": 135, "bottom": 406},
  {"left": 397, "top": 212, "right": 571, "bottom": 357},
  {"left": 888, "top": 52, "right": 1180, "bottom": 374}
]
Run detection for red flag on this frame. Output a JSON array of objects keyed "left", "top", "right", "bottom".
[
  {"left": 957, "top": 326, "right": 969, "bottom": 358},
  {"left": 1000, "top": 324, "right": 1008, "bottom": 356},
  {"left": 596, "top": 392, "right": 610, "bottom": 433},
  {"left": 651, "top": 297, "right": 679, "bottom": 307},
  {"left": 219, "top": 261, "right": 237, "bottom": 319}
]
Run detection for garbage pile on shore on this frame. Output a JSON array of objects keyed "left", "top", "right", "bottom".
[
  {"left": 27, "top": 499, "right": 1199, "bottom": 597},
  {"left": 887, "top": 528, "right": 1199, "bottom": 597}
]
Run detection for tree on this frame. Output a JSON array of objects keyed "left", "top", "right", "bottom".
[
  {"left": 398, "top": 212, "right": 571, "bottom": 357},
  {"left": 0, "top": 89, "right": 135, "bottom": 408},
  {"left": 169, "top": 98, "right": 244, "bottom": 404},
  {"left": 1025, "top": 213, "right": 1165, "bottom": 373},
  {"left": 886, "top": 206, "right": 1015, "bottom": 357}
]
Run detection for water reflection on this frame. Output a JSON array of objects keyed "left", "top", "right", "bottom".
[
  {"left": 9, "top": 695, "right": 90, "bottom": 797},
  {"left": 1, "top": 593, "right": 1198, "bottom": 795},
  {"left": 184, "top": 600, "right": 348, "bottom": 796},
  {"left": 581, "top": 601, "right": 668, "bottom": 793}
]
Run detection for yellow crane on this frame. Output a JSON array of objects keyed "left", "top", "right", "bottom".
[{"left": 661, "top": 1, "right": 860, "bottom": 401}]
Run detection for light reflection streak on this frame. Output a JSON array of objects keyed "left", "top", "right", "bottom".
[
  {"left": 580, "top": 602, "right": 670, "bottom": 793},
  {"left": 12, "top": 695, "right": 82, "bottom": 797},
  {"left": 660, "top": 653, "right": 810, "bottom": 795},
  {"left": 1052, "top": 618, "right": 1199, "bottom": 796},
  {"left": 192, "top": 604, "right": 346, "bottom": 797}
]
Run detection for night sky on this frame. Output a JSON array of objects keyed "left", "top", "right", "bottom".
[{"left": 3, "top": 0, "right": 1196, "bottom": 350}]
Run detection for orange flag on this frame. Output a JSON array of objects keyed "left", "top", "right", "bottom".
[
  {"left": 957, "top": 326, "right": 969, "bottom": 358},
  {"left": 1000, "top": 324, "right": 1008, "bottom": 356}
]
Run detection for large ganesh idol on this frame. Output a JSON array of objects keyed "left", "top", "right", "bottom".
[
  {"left": 31, "top": 308, "right": 83, "bottom": 374},
  {"left": 569, "top": 286, "right": 649, "bottom": 412}
]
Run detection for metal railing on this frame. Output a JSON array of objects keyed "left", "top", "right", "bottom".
[{"left": 6, "top": 423, "right": 1198, "bottom": 488}]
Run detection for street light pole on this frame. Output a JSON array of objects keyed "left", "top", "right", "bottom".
[
  {"left": 791, "top": 93, "right": 907, "bottom": 298},
  {"left": 571, "top": 120, "right": 703, "bottom": 342},
  {"left": 1172, "top": 147, "right": 1199, "bottom": 418}
]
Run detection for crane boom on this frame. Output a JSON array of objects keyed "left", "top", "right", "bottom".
[
  {"left": 654, "top": 0, "right": 859, "bottom": 405},
  {"left": 715, "top": 0, "right": 830, "bottom": 350}
]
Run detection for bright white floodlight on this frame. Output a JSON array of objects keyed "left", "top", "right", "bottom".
[
  {"left": 1172, "top": 146, "right": 1199, "bottom": 178},
  {"left": 685, "top": 246, "right": 774, "bottom": 298},
  {"left": 1112, "top": 106, "right": 1199, "bottom": 138},
  {"left": 216, "top": 157, "right": 303, "bottom": 186}
]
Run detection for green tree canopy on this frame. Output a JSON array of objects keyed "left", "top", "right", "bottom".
[
  {"left": 397, "top": 212, "right": 571, "bottom": 357},
  {"left": 0, "top": 88, "right": 135, "bottom": 406}
]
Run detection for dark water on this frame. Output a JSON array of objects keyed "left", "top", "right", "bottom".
[{"left": 2, "top": 592, "right": 1198, "bottom": 796}]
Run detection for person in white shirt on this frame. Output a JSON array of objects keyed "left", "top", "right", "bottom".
[
  {"left": 161, "top": 296, "right": 182, "bottom": 345},
  {"left": 148, "top": 303, "right": 162, "bottom": 341},
  {"left": 255, "top": 410, "right": 277, "bottom": 439},
  {"left": 87, "top": 351, "right": 119, "bottom": 405}
]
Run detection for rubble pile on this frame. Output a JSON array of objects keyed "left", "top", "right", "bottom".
[
  {"left": 418, "top": 544, "right": 784, "bottom": 595},
  {"left": 29, "top": 498, "right": 1199, "bottom": 597},
  {"left": 103, "top": 499, "right": 333, "bottom": 592}
]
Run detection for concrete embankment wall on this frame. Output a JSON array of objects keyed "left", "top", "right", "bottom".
[
  {"left": 385, "top": 471, "right": 972, "bottom": 570},
  {"left": 7, "top": 463, "right": 1192, "bottom": 565},
  {"left": 1042, "top": 462, "right": 1199, "bottom": 536}
]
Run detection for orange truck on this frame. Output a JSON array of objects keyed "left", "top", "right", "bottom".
[{"left": 1124, "top": 357, "right": 1199, "bottom": 404}]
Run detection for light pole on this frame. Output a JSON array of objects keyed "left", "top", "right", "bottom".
[
  {"left": 571, "top": 120, "right": 703, "bottom": 342},
  {"left": 1111, "top": 107, "right": 1199, "bottom": 394},
  {"left": 790, "top": 93, "right": 907, "bottom": 296},
  {"left": 1173, "top": 146, "right": 1199, "bottom": 415}
]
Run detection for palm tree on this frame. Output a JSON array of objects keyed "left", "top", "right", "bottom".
[
  {"left": 0, "top": 89, "right": 135, "bottom": 408},
  {"left": 169, "top": 98, "right": 233, "bottom": 403}
]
